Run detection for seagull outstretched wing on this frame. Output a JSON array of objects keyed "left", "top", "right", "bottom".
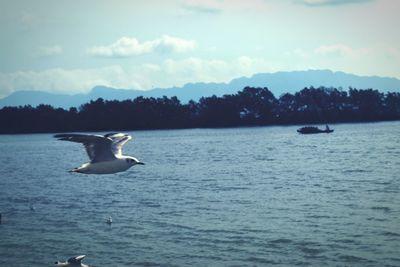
[
  {"left": 105, "top": 133, "right": 132, "bottom": 157},
  {"left": 54, "top": 133, "right": 116, "bottom": 163}
]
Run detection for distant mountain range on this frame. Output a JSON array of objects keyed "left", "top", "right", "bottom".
[{"left": 1, "top": 69, "right": 400, "bottom": 109}]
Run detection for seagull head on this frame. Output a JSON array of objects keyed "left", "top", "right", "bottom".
[{"left": 125, "top": 156, "right": 145, "bottom": 166}]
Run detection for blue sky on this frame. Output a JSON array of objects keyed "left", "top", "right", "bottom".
[{"left": 0, "top": 0, "right": 399, "bottom": 97}]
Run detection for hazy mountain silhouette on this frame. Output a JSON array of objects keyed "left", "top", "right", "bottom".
[{"left": 1, "top": 69, "right": 399, "bottom": 108}]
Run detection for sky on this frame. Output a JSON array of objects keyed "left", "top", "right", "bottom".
[{"left": 0, "top": 0, "right": 399, "bottom": 97}]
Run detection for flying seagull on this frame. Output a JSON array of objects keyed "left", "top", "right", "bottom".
[
  {"left": 55, "top": 255, "right": 88, "bottom": 267},
  {"left": 54, "top": 133, "right": 144, "bottom": 174}
]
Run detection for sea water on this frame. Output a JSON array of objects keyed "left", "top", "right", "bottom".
[{"left": 0, "top": 122, "right": 399, "bottom": 266}]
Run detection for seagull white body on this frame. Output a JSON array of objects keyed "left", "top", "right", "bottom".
[
  {"left": 75, "top": 156, "right": 136, "bottom": 174},
  {"left": 55, "top": 255, "right": 88, "bottom": 267},
  {"left": 54, "top": 133, "right": 144, "bottom": 174},
  {"left": 106, "top": 216, "right": 113, "bottom": 224}
]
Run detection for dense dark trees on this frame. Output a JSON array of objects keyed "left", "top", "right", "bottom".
[{"left": 0, "top": 86, "right": 399, "bottom": 133}]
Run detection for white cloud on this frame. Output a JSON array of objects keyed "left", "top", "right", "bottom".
[
  {"left": 38, "top": 45, "right": 63, "bottom": 57},
  {"left": 87, "top": 35, "right": 196, "bottom": 57},
  {"left": 0, "top": 56, "right": 275, "bottom": 98},
  {"left": 0, "top": 66, "right": 142, "bottom": 97},
  {"left": 156, "top": 35, "right": 196, "bottom": 53}
]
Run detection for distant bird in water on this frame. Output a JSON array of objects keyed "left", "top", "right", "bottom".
[
  {"left": 106, "top": 216, "right": 113, "bottom": 225},
  {"left": 54, "top": 133, "right": 144, "bottom": 174},
  {"left": 55, "top": 255, "right": 88, "bottom": 267}
]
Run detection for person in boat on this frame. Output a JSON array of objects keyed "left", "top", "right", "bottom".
[{"left": 325, "top": 124, "right": 330, "bottom": 131}]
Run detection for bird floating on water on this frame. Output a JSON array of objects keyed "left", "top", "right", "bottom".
[
  {"left": 106, "top": 216, "right": 113, "bottom": 225},
  {"left": 54, "top": 133, "right": 144, "bottom": 174},
  {"left": 55, "top": 255, "right": 88, "bottom": 267}
]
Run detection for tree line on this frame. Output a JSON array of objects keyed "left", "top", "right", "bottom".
[{"left": 1, "top": 86, "right": 400, "bottom": 134}]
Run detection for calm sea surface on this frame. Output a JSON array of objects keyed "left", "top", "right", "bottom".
[{"left": 0, "top": 122, "right": 399, "bottom": 267}]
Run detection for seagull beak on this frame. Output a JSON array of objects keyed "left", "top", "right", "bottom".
[{"left": 137, "top": 162, "right": 145, "bottom": 165}]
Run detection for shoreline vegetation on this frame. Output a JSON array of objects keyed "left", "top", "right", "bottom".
[{"left": 0, "top": 86, "right": 399, "bottom": 134}]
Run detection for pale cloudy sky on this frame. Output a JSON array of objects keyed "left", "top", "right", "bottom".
[{"left": 0, "top": 0, "right": 399, "bottom": 97}]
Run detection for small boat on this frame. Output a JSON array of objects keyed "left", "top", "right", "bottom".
[{"left": 297, "top": 126, "right": 334, "bottom": 134}]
